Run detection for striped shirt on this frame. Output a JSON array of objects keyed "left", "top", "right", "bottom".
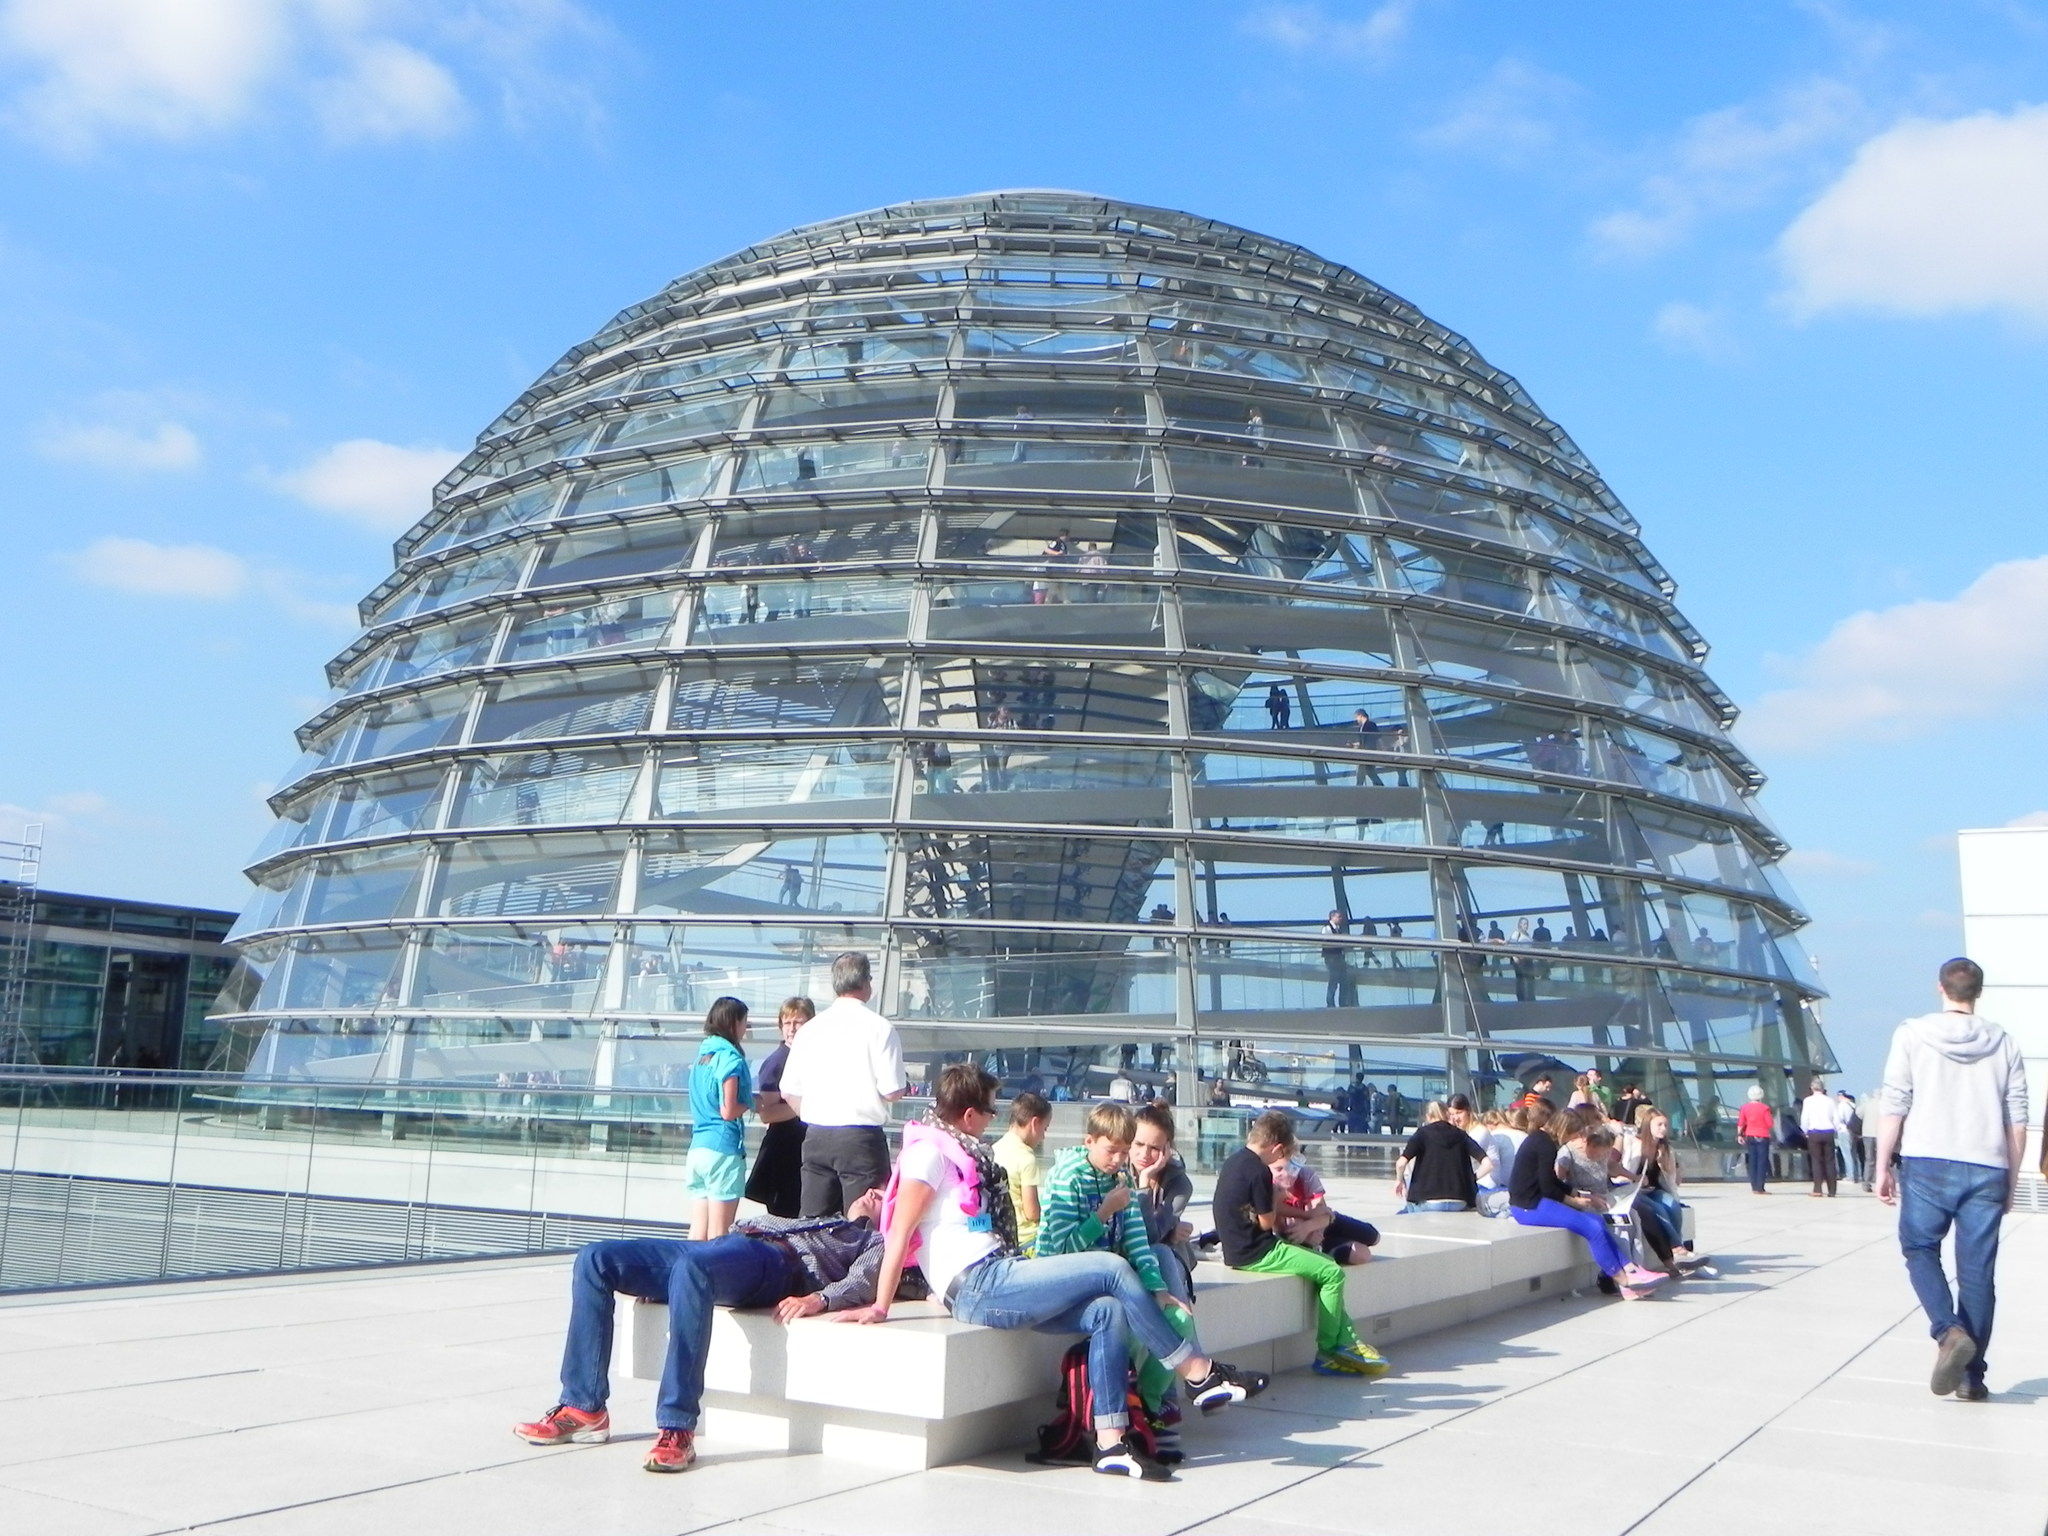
[{"left": 1036, "top": 1146, "right": 1166, "bottom": 1292}]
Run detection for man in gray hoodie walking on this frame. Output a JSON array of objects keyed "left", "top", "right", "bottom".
[{"left": 1874, "top": 956, "right": 2028, "bottom": 1402}]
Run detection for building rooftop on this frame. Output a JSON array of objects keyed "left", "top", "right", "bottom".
[{"left": 0, "top": 1183, "right": 2039, "bottom": 1535}]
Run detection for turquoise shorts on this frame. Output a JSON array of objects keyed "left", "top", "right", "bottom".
[{"left": 684, "top": 1145, "right": 746, "bottom": 1203}]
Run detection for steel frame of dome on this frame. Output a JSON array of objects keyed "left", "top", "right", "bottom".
[{"left": 214, "top": 191, "right": 1833, "bottom": 1126}]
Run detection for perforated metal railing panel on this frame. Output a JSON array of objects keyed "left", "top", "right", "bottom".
[{"left": 0, "top": 1169, "right": 685, "bottom": 1292}]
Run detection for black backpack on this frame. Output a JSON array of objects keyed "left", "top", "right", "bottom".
[{"left": 1028, "top": 1340, "right": 1159, "bottom": 1463}]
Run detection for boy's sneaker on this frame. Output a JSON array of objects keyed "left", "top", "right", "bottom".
[
  {"left": 1312, "top": 1352, "right": 1361, "bottom": 1376},
  {"left": 643, "top": 1428, "right": 696, "bottom": 1473},
  {"left": 513, "top": 1404, "right": 610, "bottom": 1446},
  {"left": 1094, "top": 1434, "right": 1173, "bottom": 1481},
  {"left": 1323, "top": 1342, "right": 1390, "bottom": 1378},
  {"left": 1186, "top": 1360, "right": 1270, "bottom": 1413},
  {"left": 1619, "top": 1264, "right": 1667, "bottom": 1289}
]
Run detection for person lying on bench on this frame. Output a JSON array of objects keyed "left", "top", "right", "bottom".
[
  {"left": 514, "top": 1190, "right": 892, "bottom": 1474},
  {"left": 839, "top": 1061, "right": 1268, "bottom": 1482}
]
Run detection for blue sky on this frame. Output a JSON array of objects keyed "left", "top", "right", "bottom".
[{"left": 4, "top": 0, "right": 2047, "bottom": 1090}]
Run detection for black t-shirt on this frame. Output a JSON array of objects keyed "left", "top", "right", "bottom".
[
  {"left": 757, "top": 1042, "right": 791, "bottom": 1096},
  {"left": 1399, "top": 1120, "right": 1482, "bottom": 1208},
  {"left": 1509, "top": 1129, "right": 1571, "bottom": 1209},
  {"left": 1211, "top": 1147, "right": 1278, "bottom": 1267}
]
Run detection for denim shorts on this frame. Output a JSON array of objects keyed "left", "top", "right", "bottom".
[{"left": 684, "top": 1146, "right": 747, "bottom": 1202}]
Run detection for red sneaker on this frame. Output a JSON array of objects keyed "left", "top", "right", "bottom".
[
  {"left": 644, "top": 1428, "right": 697, "bottom": 1473},
  {"left": 513, "top": 1404, "right": 610, "bottom": 1446}
]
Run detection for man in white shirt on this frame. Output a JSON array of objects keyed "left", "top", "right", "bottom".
[
  {"left": 779, "top": 952, "right": 908, "bottom": 1217},
  {"left": 1797, "top": 1078, "right": 1840, "bottom": 1197},
  {"left": 1875, "top": 957, "right": 2029, "bottom": 1403}
]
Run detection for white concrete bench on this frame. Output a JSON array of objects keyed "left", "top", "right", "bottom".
[{"left": 621, "top": 1211, "right": 1673, "bottom": 1468}]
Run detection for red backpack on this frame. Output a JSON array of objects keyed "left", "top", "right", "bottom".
[{"left": 1028, "top": 1341, "right": 1159, "bottom": 1463}]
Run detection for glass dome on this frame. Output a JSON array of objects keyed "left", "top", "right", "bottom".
[{"left": 213, "top": 191, "right": 1834, "bottom": 1127}]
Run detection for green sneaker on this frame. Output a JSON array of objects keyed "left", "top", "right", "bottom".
[{"left": 1326, "top": 1342, "right": 1389, "bottom": 1378}]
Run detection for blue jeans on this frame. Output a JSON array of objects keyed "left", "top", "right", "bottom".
[
  {"left": 559, "top": 1235, "right": 798, "bottom": 1430},
  {"left": 1399, "top": 1199, "right": 1470, "bottom": 1215},
  {"left": 950, "top": 1252, "right": 1199, "bottom": 1430},
  {"left": 1743, "top": 1137, "right": 1772, "bottom": 1192},
  {"left": 1898, "top": 1156, "right": 2007, "bottom": 1383},
  {"left": 1511, "top": 1198, "right": 1626, "bottom": 1275},
  {"left": 1637, "top": 1188, "right": 1686, "bottom": 1251}
]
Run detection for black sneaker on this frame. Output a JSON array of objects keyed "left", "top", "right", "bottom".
[
  {"left": 1148, "top": 1419, "right": 1184, "bottom": 1465},
  {"left": 1187, "top": 1360, "right": 1270, "bottom": 1414},
  {"left": 1931, "top": 1327, "right": 1978, "bottom": 1396},
  {"left": 1094, "top": 1434, "right": 1173, "bottom": 1481},
  {"left": 1956, "top": 1379, "right": 1989, "bottom": 1403}
]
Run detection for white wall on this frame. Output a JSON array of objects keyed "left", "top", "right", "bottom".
[{"left": 1959, "top": 827, "right": 2048, "bottom": 1154}]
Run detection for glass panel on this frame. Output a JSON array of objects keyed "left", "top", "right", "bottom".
[
  {"left": 1160, "top": 389, "right": 1339, "bottom": 448},
  {"left": 1153, "top": 335, "right": 1314, "bottom": 384},
  {"left": 668, "top": 658, "right": 900, "bottom": 733},
  {"left": 638, "top": 831, "right": 888, "bottom": 917},
  {"left": 471, "top": 667, "right": 657, "bottom": 744},
  {"left": 385, "top": 548, "right": 524, "bottom": 622},
  {"left": 412, "top": 924, "right": 612, "bottom": 1012},
  {"left": 756, "top": 380, "right": 941, "bottom": 428},
  {"left": 449, "top": 748, "right": 641, "bottom": 828},
  {"left": 1299, "top": 532, "right": 1383, "bottom": 592},
  {"left": 917, "top": 656, "right": 1172, "bottom": 735},
  {"left": 952, "top": 383, "right": 1144, "bottom": 426},
  {"left": 945, "top": 438, "right": 1151, "bottom": 494},
  {"left": 783, "top": 332, "right": 949, "bottom": 376},
  {"left": 1456, "top": 860, "right": 1631, "bottom": 952},
  {"left": 1614, "top": 800, "right": 1769, "bottom": 893},
  {"left": 293, "top": 844, "right": 429, "bottom": 926},
  {"left": 912, "top": 743, "right": 1169, "bottom": 799},
  {"left": 326, "top": 765, "right": 448, "bottom": 843},
  {"left": 350, "top": 615, "right": 500, "bottom": 692},
  {"left": 1571, "top": 648, "right": 1719, "bottom": 735},
  {"left": 1194, "top": 939, "right": 1444, "bottom": 1022},
  {"left": 711, "top": 510, "right": 920, "bottom": 567},
  {"left": 1546, "top": 575, "right": 1685, "bottom": 660},
  {"left": 1525, "top": 513, "right": 1661, "bottom": 594},
  {"left": 415, "top": 480, "right": 565, "bottom": 556},
  {"left": 1191, "top": 749, "right": 1426, "bottom": 845},
  {"left": 960, "top": 329, "right": 1142, "bottom": 365},
  {"left": 901, "top": 833, "right": 1175, "bottom": 928},
  {"left": 504, "top": 589, "right": 678, "bottom": 662},
  {"left": 1386, "top": 539, "right": 1535, "bottom": 616},
  {"left": 1189, "top": 667, "right": 1407, "bottom": 738},
  {"left": 896, "top": 938, "right": 1179, "bottom": 1023},
  {"left": 601, "top": 393, "right": 747, "bottom": 451},
  {"left": 632, "top": 342, "right": 781, "bottom": 393},
  {"left": 694, "top": 573, "right": 912, "bottom": 639},
  {"left": 1165, "top": 449, "right": 1357, "bottom": 513},
  {"left": 344, "top": 687, "right": 471, "bottom": 764},
  {"left": 1409, "top": 613, "right": 1575, "bottom": 697},
  {"left": 619, "top": 923, "right": 881, "bottom": 1014},
  {"left": 1437, "top": 771, "right": 1613, "bottom": 862},
  {"left": 734, "top": 439, "right": 928, "bottom": 493},
  {"left": 1421, "top": 688, "right": 1585, "bottom": 774},
  {"left": 654, "top": 742, "right": 895, "bottom": 818},
  {"left": 935, "top": 507, "right": 1158, "bottom": 572},
  {"left": 276, "top": 932, "right": 408, "bottom": 1011},
  {"left": 250, "top": 789, "right": 332, "bottom": 862},
  {"left": 1170, "top": 512, "right": 1353, "bottom": 584},
  {"left": 1189, "top": 851, "right": 1436, "bottom": 939},
  {"left": 569, "top": 454, "right": 721, "bottom": 516},
  {"left": 1368, "top": 476, "right": 1523, "bottom": 547},
  {"left": 432, "top": 833, "right": 626, "bottom": 918},
  {"left": 1597, "top": 721, "right": 1742, "bottom": 810},
  {"left": 532, "top": 521, "right": 697, "bottom": 588},
  {"left": 228, "top": 870, "right": 299, "bottom": 941}
]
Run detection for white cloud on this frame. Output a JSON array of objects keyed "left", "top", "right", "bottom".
[
  {"left": 1241, "top": 1, "right": 1413, "bottom": 61},
  {"left": 1417, "top": 59, "right": 1580, "bottom": 164},
  {"left": 271, "top": 437, "right": 460, "bottom": 532},
  {"left": 1741, "top": 555, "right": 2048, "bottom": 754},
  {"left": 1777, "top": 104, "right": 2048, "bottom": 325},
  {"left": 60, "top": 535, "right": 250, "bottom": 598},
  {"left": 0, "top": 791, "right": 121, "bottom": 850},
  {"left": 2005, "top": 810, "right": 2048, "bottom": 829},
  {"left": 1651, "top": 300, "right": 1737, "bottom": 360},
  {"left": 0, "top": 0, "right": 599, "bottom": 153},
  {"left": 1780, "top": 847, "right": 1879, "bottom": 879},
  {"left": 313, "top": 36, "right": 462, "bottom": 142},
  {"left": 36, "top": 418, "right": 201, "bottom": 471},
  {"left": 1591, "top": 78, "right": 1866, "bottom": 257}
]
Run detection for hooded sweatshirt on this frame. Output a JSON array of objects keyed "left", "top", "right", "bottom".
[{"left": 1879, "top": 1010, "right": 2028, "bottom": 1170}]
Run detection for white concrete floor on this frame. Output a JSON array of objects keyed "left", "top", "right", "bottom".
[{"left": 0, "top": 1180, "right": 2041, "bottom": 1536}]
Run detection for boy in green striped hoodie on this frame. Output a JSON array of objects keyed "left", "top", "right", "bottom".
[{"left": 1037, "top": 1102, "right": 1197, "bottom": 1459}]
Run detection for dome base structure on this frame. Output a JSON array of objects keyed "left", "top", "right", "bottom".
[{"left": 212, "top": 193, "right": 1834, "bottom": 1132}]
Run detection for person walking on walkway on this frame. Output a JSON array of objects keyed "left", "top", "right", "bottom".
[
  {"left": 1735, "top": 1085, "right": 1775, "bottom": 1193},
  {"left": 1875, "top": 957, "right": 2029, "bottom": 1402},
  {"left": 781, "top": 953, "right": 907, "bottom": 1216},
  {"left": 1799, "top": 1078, "right": 1840, "bottom": 1197}
]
